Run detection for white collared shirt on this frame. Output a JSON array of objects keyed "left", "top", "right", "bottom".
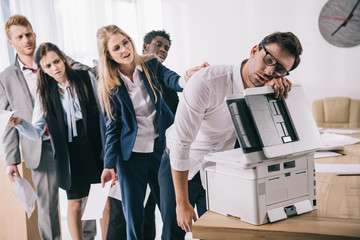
[
  {"left": 58, "top": 81, "right": 83, "bottom": 142},
  {"left": 16, "top": 71, "right": 97, "bottom": 142},
  {"left": 17, "top": 58, "right": 51, "bottom": 140},
  {"left": 120, "top": 65, "right": 158, "bottom": 153},
  {"left": 166, "top": 65, "right": 244, "bottom": 187},
  {"left": 18, "top": 58, "right": 37, "bottom": 103}
]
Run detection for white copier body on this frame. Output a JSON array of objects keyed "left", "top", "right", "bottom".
[{"left": 204, "top": 84, "right": 322, "bottom": 225}]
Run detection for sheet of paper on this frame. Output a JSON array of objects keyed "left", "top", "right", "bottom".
[
  {"left": 314, "top": 151, "right": 343, "bottom": 159},
  {"left": 0, "top": 110, "right": 15, "bottom": 140},
  {"left": 315, "top": 163, "right": 360, "bottom": 173},
  {"left": 81, "top": 181, "right": 111, "bottom": 220},
  {"left": 319, "top": 132, "right": 360, "bottom": 151},
  {"left": 108, "top": 182, "right": 151, "bottom": 207},
  {"left": 13, "top": 177, "right": 37, "bottom": 218},
  {"left": 321, "top": 128, "right": 360, "bottom": 135},
  {"left": 108, "top": 181, "right": 121, "bottom": 201}
]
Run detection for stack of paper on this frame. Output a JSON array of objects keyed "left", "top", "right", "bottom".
[{"left": 315, "top": 130, "right": 360, "bottom": 159}]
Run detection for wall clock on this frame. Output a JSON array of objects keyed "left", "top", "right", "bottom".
[{"left": 318, "top": 0, "right": 360, "bottom": 47}]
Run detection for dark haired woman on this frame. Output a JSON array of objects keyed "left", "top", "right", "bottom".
[{"left": 8, "top": 42, "right": 109, "bottom": 240}]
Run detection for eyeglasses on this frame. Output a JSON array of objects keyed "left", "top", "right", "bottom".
[{"left": 259, "top": 43, "right": 289, "bottom": 77}]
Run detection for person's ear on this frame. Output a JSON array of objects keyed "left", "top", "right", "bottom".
[
  {"left": 250, "top": 45, "right": 260, "bottom": 58},
  {"left": 8, "top": 39, "right": 13, "bottom": 47},
  {"left": 143, "top": 43, "right": 149, "bottom": 54}
]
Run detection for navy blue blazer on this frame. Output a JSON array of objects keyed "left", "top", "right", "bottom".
[{"left": 103, "top": 58, "right": 182, "bottom": 169}]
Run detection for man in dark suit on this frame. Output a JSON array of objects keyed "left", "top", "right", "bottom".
[
  {"left": 143, "top": 30, "right": 178, "bottom": 114},
  {"left": 0, "top": 15, "right": 96, "bottom": 240},
  {"left": 143, "top": 30, "right": 177, "bottom": 240}
]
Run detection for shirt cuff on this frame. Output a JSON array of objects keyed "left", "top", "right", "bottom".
[
  {"left": 104, "top": 162, "right": 117, "bottom": 170},
  {"left": 15, "top": 121, "right": 26, "bottom": 132},
  {"left": 170, "top": 157, "right": 190, "bottom": 171},
  {"left": 178, "top": 76, "right": 186, "bottom": 89}
]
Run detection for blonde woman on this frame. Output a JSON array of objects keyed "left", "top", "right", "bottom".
[{"left": 97, "top": 25, "right": 207, "bottom": 239}]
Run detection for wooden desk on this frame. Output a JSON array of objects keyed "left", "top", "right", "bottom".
[
  {"left": 193, "top": 131, "right": 360, "bottom": 240},
  {"left": 0, "top": 157, "right": 41, "bottom": 240}
]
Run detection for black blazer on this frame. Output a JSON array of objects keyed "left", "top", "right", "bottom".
[{"left": 46, "top": 70, "right": 102, "bottom": 190}]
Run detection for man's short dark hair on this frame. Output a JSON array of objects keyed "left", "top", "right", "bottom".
[
  {"left": 260, "top": 32, "right": 303, "bottom": 71},
  {"left": 143, "top": 30, "right": 171, "bottom": 46}
]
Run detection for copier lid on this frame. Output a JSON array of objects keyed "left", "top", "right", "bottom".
[{"left": 226, "top": 84, "right": 322, "bottom": 159}]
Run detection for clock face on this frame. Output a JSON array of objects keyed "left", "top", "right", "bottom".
[{"left": 319, "top": 0, "right": 360, "bottom": 48}]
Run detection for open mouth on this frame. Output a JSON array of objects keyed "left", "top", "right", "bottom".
[
  {"left": 123, "top": 53, "right": 130, "bottom": 59},
  {"left": 258, "top": 74, "right": 269, "bottom": 83}
]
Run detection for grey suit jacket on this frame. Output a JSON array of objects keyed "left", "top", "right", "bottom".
[
  {"left": 0, "top": 57, "right": 43, "bottom": 169},
  {"left": 0, "top": 55, "right": 95, "bottom": 169}
]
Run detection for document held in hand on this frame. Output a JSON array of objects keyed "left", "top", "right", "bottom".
[
  {"left": 13, "top": 176, "right": 37, "bottom": 218},
  {"left": 81, "top": 181, "right": 112, "bottom": 220}
]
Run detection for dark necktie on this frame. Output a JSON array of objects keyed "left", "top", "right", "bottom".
[{"left": 23, "top": 66, "right": 37, "bottom": 73}]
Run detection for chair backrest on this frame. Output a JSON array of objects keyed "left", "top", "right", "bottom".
[{"left": 312, "top": 97, "right": 360, "bottom": 128}]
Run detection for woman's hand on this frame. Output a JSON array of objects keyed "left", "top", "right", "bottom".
[
  {"left": 8, "top": 116, "right": 22, "bottom": 127},
  {"left": 101, "top": 168, "right": 116, "bottom": 187}
]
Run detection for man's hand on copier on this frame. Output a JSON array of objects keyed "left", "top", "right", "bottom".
[{"left": 265, "top": 77, "right": 292, "bottom": 99}]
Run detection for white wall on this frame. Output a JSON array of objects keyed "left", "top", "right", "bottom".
[
  {"left": 161, "top": 0, "right": 360, "bottom": 105},
  {"left": 0, "top": 2, "right": 10, "bottom": 72},
  {"left": 2, "top": 0, "right": 359, "bottom": 104}
]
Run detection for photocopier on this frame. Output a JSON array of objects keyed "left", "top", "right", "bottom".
[{"left": 204, "top": 84, "right": 322, "bottom": 225}]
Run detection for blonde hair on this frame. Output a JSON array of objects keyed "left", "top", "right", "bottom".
[
  {"left": 97, "top": 25, "right": 158, "bottom": 121},
  {"left": 5, "top": 15, "right": 33, "bottom": 39}
]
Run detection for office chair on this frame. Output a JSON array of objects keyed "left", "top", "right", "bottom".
[{"left": 312, "top": 97, "right": 360, "bottom": 128}]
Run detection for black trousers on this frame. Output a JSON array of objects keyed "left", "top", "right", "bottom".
[
  {"left": 106, "top": 194, "right": 156, "bottom": 240},
  {"left": 106, "top": 197, "right": 126, "bottom": 240}
]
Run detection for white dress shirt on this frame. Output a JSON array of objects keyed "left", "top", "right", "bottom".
[
  {"left": 17, "top": 58, "right": 52, "bottom": 140},
  {"left": 166, "top": 65, "right": 244, "bottom": 188},
  {"left": 120, "top": 65, "right": 158, "bottom": 153},
  {"left": 18, "top": 58, "right": 37, "bottom": 103},
  {"left": 16, "top": 71, "right": 97, "bottom": 142}
]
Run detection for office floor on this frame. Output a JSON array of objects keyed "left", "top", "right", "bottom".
[{"left": 59, "top": 189, "right": 196, "bottom": 240}]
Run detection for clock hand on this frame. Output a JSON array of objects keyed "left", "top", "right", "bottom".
[
  {"left": 322, "top": 17, "right": 358, "bottom": 22},
  {"left": 342, "top": 0, "right": 360, "bottom": 27},
  {"left": 331, "top": 0, "right": 360, "bottom": 36},
  {"left": 331, "top": 19, "right": 349, "bottom": 36},
  {"left": 346, "top": 0, "right": 360, "bottom": 20}
]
